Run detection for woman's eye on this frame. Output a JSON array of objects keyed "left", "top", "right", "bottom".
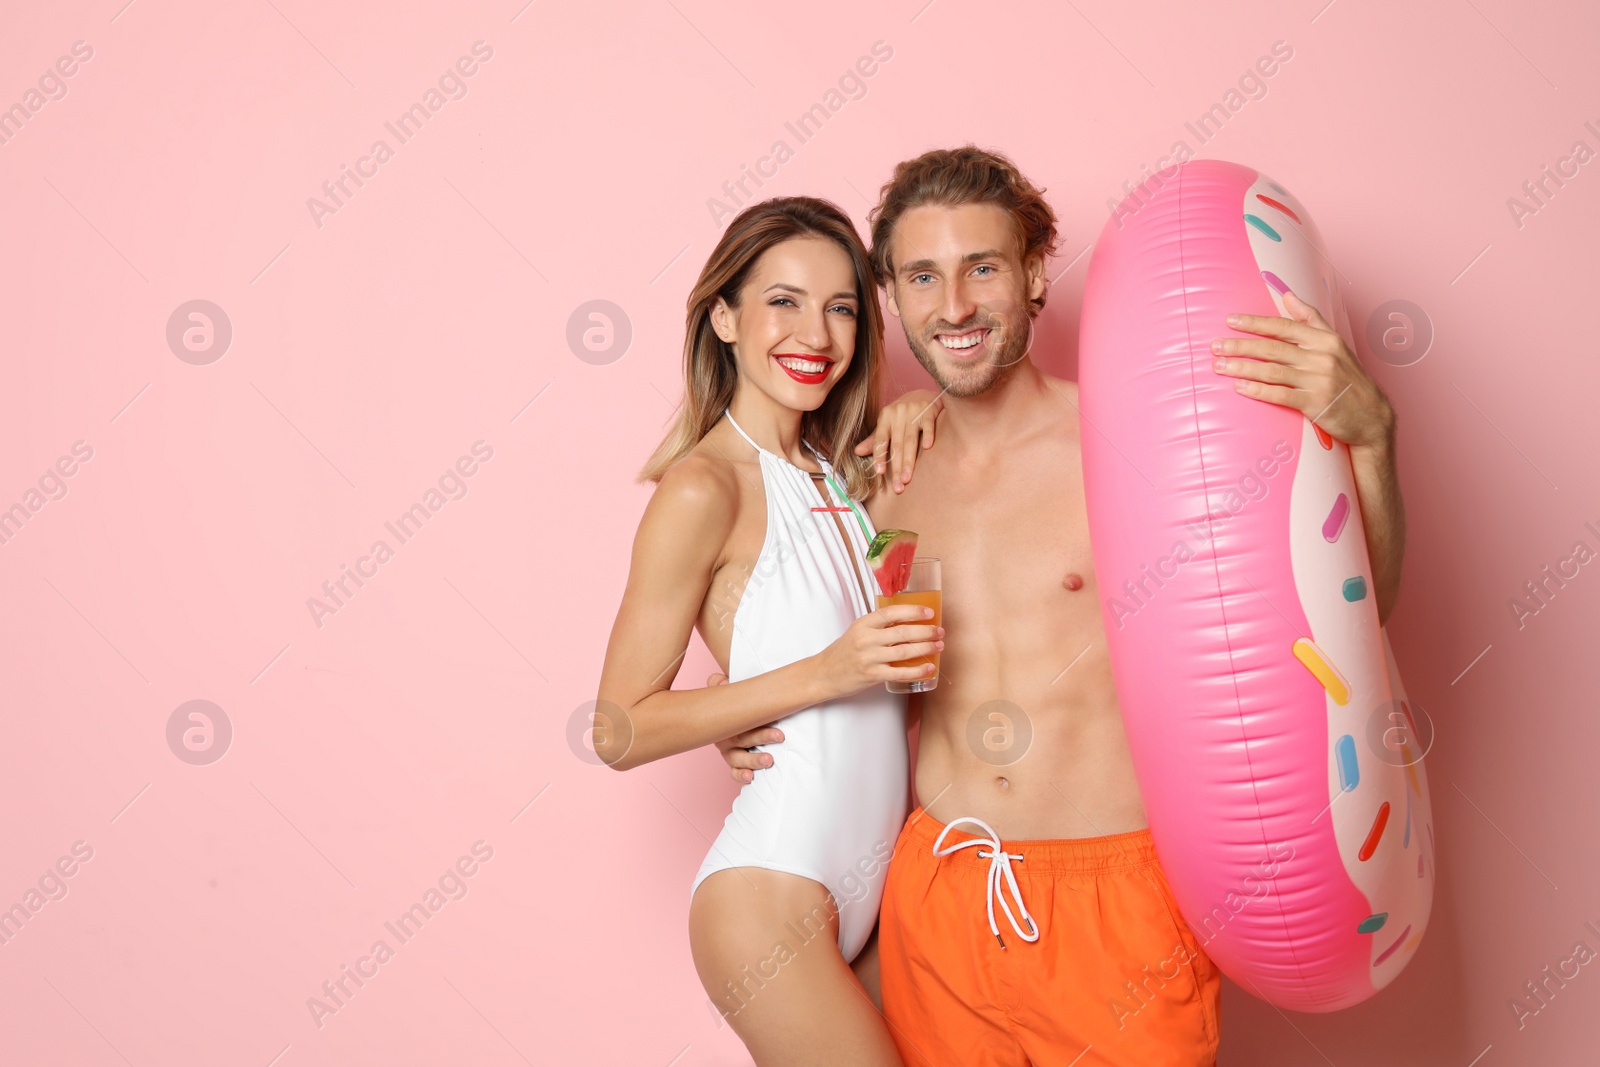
[
  {"left": 830, "top": 304, "right": 857, "bottom": 316},
  {"left": 771, "top": 297, "right": 796, "bottom": 307}
]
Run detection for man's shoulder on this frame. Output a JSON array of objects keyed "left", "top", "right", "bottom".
[
  {"left": 1037, "top": 375, "right": 1083, "bottom": 445},
  {"left": 1043, "top": 374, "right": 1080, "bottom": 404}
]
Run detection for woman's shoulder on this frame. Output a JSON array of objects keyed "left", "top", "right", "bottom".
[
  {"left": 650, "top": 436, "right": 744, "bottom": 527},
  {"left": 629, "top": 445, "right": 744, "bottom": 576},
  {"left": 659, "top": 448, "right": 735, "bottom": 497}
]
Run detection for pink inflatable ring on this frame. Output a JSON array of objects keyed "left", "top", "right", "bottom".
[{"left": 1079, "top": 159, "right": 1435, "bottom": 1011}]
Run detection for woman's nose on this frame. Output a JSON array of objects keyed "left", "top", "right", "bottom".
[{"left": 795, "top": 309, "right": 831, "bottom": 350}]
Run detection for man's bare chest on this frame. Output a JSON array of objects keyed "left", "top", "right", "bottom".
[{"left": 869, "top": 460, "right": 1098, "bottom": 612}]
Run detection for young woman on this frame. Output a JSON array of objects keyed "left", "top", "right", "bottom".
[{"left": 595, "top": 197, "right": 942, "bottom": 1065}]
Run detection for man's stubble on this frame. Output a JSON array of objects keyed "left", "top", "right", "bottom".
[{"left": 900, "top": 302, "right": 1036, "bottom": 399}]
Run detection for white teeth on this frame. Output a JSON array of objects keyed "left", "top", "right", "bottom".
[
  {"left": 776, "top": 356, "right": 828, "bottom": 373},
  {"left": 938, "top": 330, "right": 985, "bottom": 350}
]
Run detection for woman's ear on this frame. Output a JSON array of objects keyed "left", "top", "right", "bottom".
[{"left": 710, "top": 297, "right": 736, "bottom": 344}]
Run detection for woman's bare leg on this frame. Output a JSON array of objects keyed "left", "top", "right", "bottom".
[
  {"left": 850, "top": 919, "right": 883, "bottom": 1012},
  {"left": 690, "top": 868, "right": 902, "bottom": 1066}
]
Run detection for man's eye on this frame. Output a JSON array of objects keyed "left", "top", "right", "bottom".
[{"left": 973, "top": 265, "right": 995, "bottom": 276}]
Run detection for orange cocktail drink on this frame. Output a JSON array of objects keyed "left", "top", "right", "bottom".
[{"left": 875, "top": 557, "right": 941, "bottom": 694}]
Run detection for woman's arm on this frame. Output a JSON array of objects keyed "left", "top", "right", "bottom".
[
  {"left": 594, "top": 456, "right": 942, "bottom": 771},
  {"left": 594, "top": 455, "right": 831, "bottom": 771}
]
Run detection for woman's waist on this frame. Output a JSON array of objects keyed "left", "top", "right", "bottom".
[
  {"left": 727, "top": 601, "right": 867, "bottom": 672},
  {"left": 731, "top": 741, "right": 908, "bottom": 808},
  {"left": 743, "top": 699, "right": 909, "bottom": 770},
  {"left": 723, "top": 681, "right": 906, "bottom": 721}
]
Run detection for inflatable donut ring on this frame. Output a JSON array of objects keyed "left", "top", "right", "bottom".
[{"left": 1078, "top": 159, "right": 1435, "bottom": 1011}]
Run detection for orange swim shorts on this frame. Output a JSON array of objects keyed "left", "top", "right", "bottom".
[{"left": 878, "top": 806, "right": 1221, "bottom": 1066}]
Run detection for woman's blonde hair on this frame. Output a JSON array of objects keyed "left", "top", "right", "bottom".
[{"left": 638, "top": 196, "right": 883, "bottom": 500}]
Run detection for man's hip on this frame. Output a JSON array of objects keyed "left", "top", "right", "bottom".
[{"left": 878, "top": 805, "right": 1220, "bottom": 1067}]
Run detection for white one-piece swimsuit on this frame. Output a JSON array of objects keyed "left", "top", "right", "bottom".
[{"left": 690, "top": 409, "right": 910, "bottom": 963}]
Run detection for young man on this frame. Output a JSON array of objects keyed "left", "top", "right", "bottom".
[{"left": 718, "top": 146, "right": 1404, "bottom": 1065}]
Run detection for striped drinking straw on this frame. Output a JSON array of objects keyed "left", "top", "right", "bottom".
[{"left": 821, "top": 469, "right": 874, "bottom": 545}]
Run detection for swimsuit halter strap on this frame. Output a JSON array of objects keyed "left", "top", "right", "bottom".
[
  {"left": 722, "top": 408, "right": 766, "bottom": 454},
  {"left": 722, "top": 408, "right": 829, "bottom": 470}
]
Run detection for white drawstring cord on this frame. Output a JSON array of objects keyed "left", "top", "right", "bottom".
[{"left": 931, "top": 816, "right": 1040, "bottom": 949}]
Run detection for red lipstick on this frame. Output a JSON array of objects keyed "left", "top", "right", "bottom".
[{"left": 772, "top": 353, "right": 833, "bottom": 385}]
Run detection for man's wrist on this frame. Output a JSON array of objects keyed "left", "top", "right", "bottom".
[
  {"left": 1350, "top": 406, "right": 1396, "bottom": 464},
  {"left": 1350, "top": 437, "right": 1392, "bottom": 469}
]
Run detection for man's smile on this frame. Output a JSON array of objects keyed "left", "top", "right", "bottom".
[{"left": 934, "top": 326, "right": 991, "bottom": 356}]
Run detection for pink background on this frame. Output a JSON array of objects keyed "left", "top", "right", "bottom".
[{"left": 1, "top": 0, "right": 1594, "bottom": 1064}]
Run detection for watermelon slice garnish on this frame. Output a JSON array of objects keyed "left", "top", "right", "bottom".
[{"left": 866, "top": 529, "right": 919, "bottom": 597}]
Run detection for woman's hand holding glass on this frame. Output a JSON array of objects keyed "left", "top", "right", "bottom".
[{"left": 812, "top": 603, "right": 943, "bottom": 699}]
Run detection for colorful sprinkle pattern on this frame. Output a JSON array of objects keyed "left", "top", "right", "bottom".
[
  {"left": 1293, "top": 637, "right": 1350, "bottom": 706},
  {"left": 1323, "top": 494, "right": 1350, "bottom": 542},
  {"left": 1244, "top": 171, "right": 1435, "bottom": 982},
  {"left": 1336, "top": 734, "right": 1360, "bottom": 791},
  {"left": 1243, "top": 213, "right": 1282, "bottom": 241}
]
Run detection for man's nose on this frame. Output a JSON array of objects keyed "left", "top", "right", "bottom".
[{"left": 942, "top": 279, "right": 979, "bottom": 328}]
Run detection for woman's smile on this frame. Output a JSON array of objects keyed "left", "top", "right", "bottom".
[{"left": 772, "top": 352, "right": 834, "bottom": 384}]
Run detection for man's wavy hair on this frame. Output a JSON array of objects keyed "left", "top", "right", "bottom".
[{"left": 867, "top": 145, "right": 1060, "bottom": 314}]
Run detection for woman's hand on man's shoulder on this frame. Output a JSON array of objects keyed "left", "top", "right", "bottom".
[{"left": 853, "top": 389, "right": 945, "bottom": 493}]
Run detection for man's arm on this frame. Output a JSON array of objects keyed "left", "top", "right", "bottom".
[{"left": 1350, "top": 420, "right": 1405, "bottom": 627}]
